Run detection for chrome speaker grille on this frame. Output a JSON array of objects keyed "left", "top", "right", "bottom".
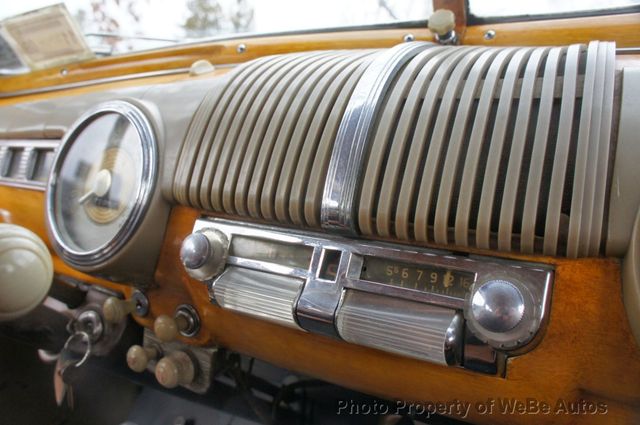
[
  {"left": 172, "top": 50, "right": 376, "bottom": 228},
  {"left": 356, "top": 42, "right": 616, "bottom": 257}
]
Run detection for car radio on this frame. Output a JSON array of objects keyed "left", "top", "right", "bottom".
[{"left": 180, "top": 218, "right": 553, "bottom": 375}]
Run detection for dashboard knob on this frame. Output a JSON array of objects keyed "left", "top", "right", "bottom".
[
  {"left": 155, "top": 351, "right": 195, "bottom": 388},
  {"left": 471, "top": 279, "right": 525, "bottom": 333},
  {"left": 103, "top": 297, "right": 136, "bottom": 323},
  {"left": 180, "top": 228, "right": 228, "bottom": 281},
  {"left": 0, "top": 224, "right": 53, "bottom": 321},
  {"left": 428, "top": 9, "right": 456, "bottom": 36},
  {"left": 154, "top": 305, "right": 200, "bottom": 342},
  {"left": 126, "top": 344, "right": 159, "bottom": 372}
]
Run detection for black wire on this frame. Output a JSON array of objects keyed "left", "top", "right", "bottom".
[{"left": 270, "top": 380, "right": 328, "bottom": 423}]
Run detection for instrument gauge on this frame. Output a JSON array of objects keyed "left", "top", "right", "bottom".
[{"left": 46, "top": 100, "right": 157, "bottom": 270}]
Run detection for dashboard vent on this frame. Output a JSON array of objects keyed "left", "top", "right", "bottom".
[
  {"left": 357, "top": 42, "right": 616, "bottom": 257},
  {"left": 173, "top": 50, "right": 376, "bottom": 228},
  {"left": 0, "top": 140, "right": 58, "bottom": 190}
]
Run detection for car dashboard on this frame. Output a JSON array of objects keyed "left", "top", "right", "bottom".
[{"left": 1, "top": 12, "right": 640, "bottom": 425}]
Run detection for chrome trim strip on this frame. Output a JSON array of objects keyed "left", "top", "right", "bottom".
[
  {"left": 617, "top": 47, "right": 640, "bottom": 54},
  {"left": 0, "top": 68, "right": 191, "bottom": 99},
  {"left": 321, "top": 41, "right": 432, "bottom": 233},
  {"left": 0, "top": 140, "right": 59, "bottom": 149},
  {"left": 45, "top": 100, "right": 158, "bottom": 269},
  {"left": 0, "top": 179, "right": 46, "bottom": 191}
]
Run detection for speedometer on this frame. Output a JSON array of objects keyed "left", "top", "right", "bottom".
[{"left": 46, "top": 100, "right": 157, "bottom": 271}]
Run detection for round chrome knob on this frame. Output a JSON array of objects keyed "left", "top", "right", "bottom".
[
  {"left": 180, "top": 228, "right": 228, "bottom": 281},
  {"left": 180, "top": 233, "right": 210, "bottom": 269},
  {"left": 471, "top": 279, "right": 525, "bottom": 333},
  {"left": 155, "top": 351, "right": 195, "bottom": 389}
]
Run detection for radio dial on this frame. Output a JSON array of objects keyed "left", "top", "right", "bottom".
[{"left": 180, "top": 228, "right": 228, "bottom": 281}]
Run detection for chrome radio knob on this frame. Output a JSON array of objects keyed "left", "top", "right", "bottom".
[
  {"left": 466, "top": 278, "right": 539, "bottom": 350},
  {"left": 180, "top": 228, "right": 228, "bottom": 281},
  {"left": 471, "top": 280, "right": 525, "bottom": 333}
]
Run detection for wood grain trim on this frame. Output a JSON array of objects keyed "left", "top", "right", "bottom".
[
  {"left": 0, "top": 28, "right": 433, "bottom": 95},
  {"left": 2, "top": 187, "right": 640, "bottom": 422},
  {"left": 463, "top": 13, "right": 640, "bottom": 47},
  {"left": 0, "top": 68, "right": 231, "bottom": 107},
  {"left": 148, "top": 206, "right": 640, "bottom": 424}
]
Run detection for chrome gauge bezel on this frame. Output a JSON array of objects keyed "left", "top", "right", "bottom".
[{"left": 45, "top": 100, "right": 158, "bottom": 269}]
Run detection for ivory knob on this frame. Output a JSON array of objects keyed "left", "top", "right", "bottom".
[
  {"left": 126, "top": 345, "right": 158, "bottom": 373},
  {"left": 153, "top": 314, "right": 189, "bottom": 342},
  {"left": 0, "top": 224, "right": 53, "bottom": 321},
  {"left": 155, "top": 351, "right": 195, "bottom": 388},
  {"left": 428, "top": 9, "right": 456, "bottom": 36},
  {"left": 103, "top": 296, "right": 136, "bottom": 323}
]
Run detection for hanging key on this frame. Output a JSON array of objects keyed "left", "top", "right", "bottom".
[{"left": 54, "top": 331, "right": 92, "bottom": 409}]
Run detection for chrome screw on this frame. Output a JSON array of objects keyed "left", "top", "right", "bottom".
[
  {"left": 484, "top": 29, "right": 496, "bottom": 41},
  {"left": 403, "top": 33, "right": 415, "bottom": 42}
]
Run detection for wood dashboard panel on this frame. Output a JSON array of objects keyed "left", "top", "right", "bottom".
[
  {"left": 147, "top": 206, "right": 640, "bottom": 425},
  {"left": 5, "top": 184, "right": 637, "bottom": 424}
]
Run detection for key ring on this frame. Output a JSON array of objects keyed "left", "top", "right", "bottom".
[{"left": 62, "top": 331, "right": 92, "bottom": 368}]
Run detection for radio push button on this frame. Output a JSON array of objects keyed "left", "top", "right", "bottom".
[{"left": 180, "top": 228, "right": 228, "bottom": 281}]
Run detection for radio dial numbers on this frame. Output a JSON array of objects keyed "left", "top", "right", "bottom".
[{"left": 361, "top": 256, "right": 474, "bottom": 299}]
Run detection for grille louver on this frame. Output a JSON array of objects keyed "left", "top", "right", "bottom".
[
  {"left": 172, "top": 41, "right": 616, "bottom": 258},
  {"left": 357, "top": 41, "right": 616, "bottom": 257},
  {"left": 172, "top": 50, "right": 376, "bottom": 228}
]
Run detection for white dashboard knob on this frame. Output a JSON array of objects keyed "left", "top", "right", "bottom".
[
  {"left": 155, "top": 351, "right": 195, "bottom": 388},
  {"left": 0, "top": 224, "right": 53, "bottom": 321},
  {"left": 428, "top": 9, "right": 456, "bottom": 36},
  {"left": 127, "top": 344, "right": 159, "bottom": 373}
]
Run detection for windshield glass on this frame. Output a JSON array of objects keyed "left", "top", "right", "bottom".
[
  {"left": 0, "top": 1, "right": 432, "bottom": 55},
  {"left": 469, "top": 0, "right": 640, "bottom": 18}
]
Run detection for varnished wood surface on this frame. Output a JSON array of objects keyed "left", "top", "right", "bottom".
[
  {"left": 464, "top": 13, "right": 640, "bottom": 47},
  {"left": 2, "top": 185, "right": 640, "bottom": 422},
  {"left": 0, "top": 29, "right": 433, "bottom": 95},
  {"left": 146, "top": 206, "right": 640, "bottom": 424},
  {"left": 0, "top": 68, "right": 232, "bottom": 107},
  {"left": 1, "top": 11, "right": 638, "bottom": 100}
]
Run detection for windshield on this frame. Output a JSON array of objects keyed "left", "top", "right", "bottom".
[
  {"left": 469, "top": 0, "right": 640, "bottom": 18},
  {"left": 0, "top": 1, "right": 433, "bottom": 55}
]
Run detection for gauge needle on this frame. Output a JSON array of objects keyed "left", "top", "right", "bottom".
[{"left": 78, "top": 169, "right": 112, "bottom": 204}]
